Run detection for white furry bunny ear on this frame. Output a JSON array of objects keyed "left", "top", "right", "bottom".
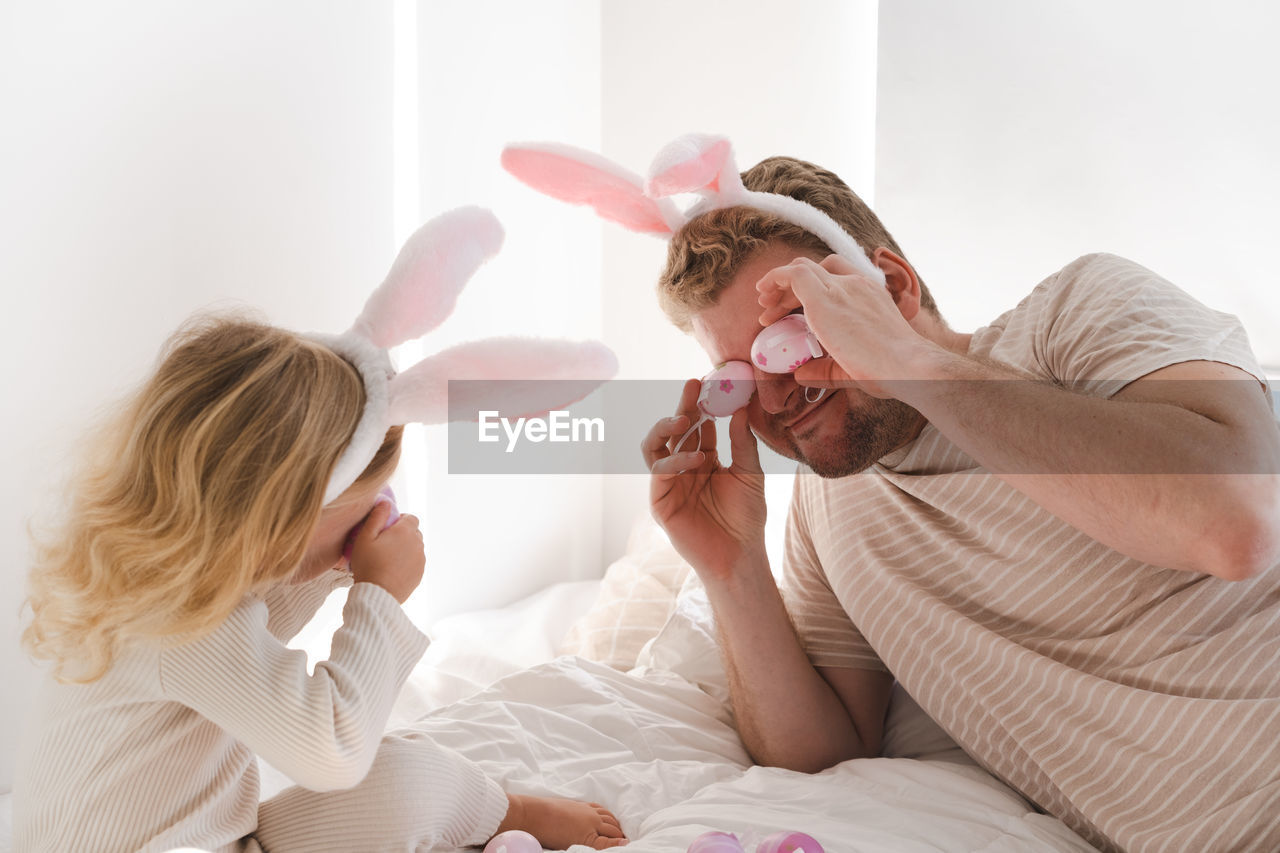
[
  {"left": 350, "top": 206, "right": 504, "bottom": 348},
  {"left": 504, "top": 132, "right": 887, "bottom": 286},
  {"left": 316, "top": 206, "right": 617, "bottom": 504},
  {"left": 386, "top": 337, "right": 618, "bottom": 425},
  {"left": 501, "top": 142, "right": 685, "bottom": 235},
  {"left": 645, "top": 133, "right": 744, "bottom": 201}
]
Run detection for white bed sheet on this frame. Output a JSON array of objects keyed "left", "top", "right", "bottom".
[
  {"left": 392, "top": 577, "right": 1096, "bottom": 853},
  {"left": 408, "top": 658, "right": 1095, "bottom": 853},
  {"left": 1, "top": 578, "right": 1099, "bottom": 852}
]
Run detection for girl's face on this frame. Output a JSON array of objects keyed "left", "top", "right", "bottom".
[{"left": 293, "top": 481, "right": 386, "bottom": 582}]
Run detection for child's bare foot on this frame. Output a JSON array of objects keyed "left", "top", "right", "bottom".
[{"left": 493, "top": 793, "right": 627, "bottom": 850}]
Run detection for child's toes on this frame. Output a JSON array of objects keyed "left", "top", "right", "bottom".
[{"left": 587, "top": 815, "right": 627, "bottom": 847}]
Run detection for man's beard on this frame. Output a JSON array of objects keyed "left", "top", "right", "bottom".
[{"left": 763, "top": 392, "right": 921, "bottom": 478}]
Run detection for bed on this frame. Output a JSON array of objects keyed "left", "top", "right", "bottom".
[{"left": 0, "top": 519, "right": 1098, "bottom": 853}]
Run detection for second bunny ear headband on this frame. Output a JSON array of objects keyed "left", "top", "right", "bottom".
[
  {"left": 313, "top": 206, "right": 617, "bottom": 504},
  {"left": 499, "top": 132, "right": 887, "bottom": 287}
]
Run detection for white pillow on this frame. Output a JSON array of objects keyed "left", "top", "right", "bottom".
[
  {"left": 557, "top": 517, "right": 691, "bottom": 670},
  {"left": 633, "top": 572, "right": 730, "bottom": 707},
  {"left": 881, "top": 683, "right": 971, "bottom": 764},
  {"left": 635, "top": 572, "right": 969, "bottom": 763}
]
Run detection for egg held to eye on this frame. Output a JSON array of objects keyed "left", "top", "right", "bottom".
[
  {"left": 341, "top": 487, "right": 399, "bottom": 561},
  {"left": 750, "top": 314, "right": 824, "bottom": 375},
  {"left": 698, "top": 361, "right": 757, "bottom": 417}
]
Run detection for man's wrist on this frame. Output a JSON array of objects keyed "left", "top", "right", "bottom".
[
  {"left": 699, "top": 545, "right": 775, "bottom": 601},
  {"left": 885, "top": 342, "right": 1003, "bottom": 409}
]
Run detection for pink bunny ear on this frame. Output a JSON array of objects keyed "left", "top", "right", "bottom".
[
  {"left": 645, "top": 133, "right": 744, "bottom": 200},
  {"left": 350, "top": 206, "right": 503, "bottom": 349},
  {"left": 502, "top": 142, "right": 684, "bottom": 236},
  {"left": 386, "top": 337, "right": 618, "bottom": 425}
]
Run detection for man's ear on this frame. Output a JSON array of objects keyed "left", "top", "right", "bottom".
[{"left": 872, "top": 247, "right": 921, "bottom": 322}]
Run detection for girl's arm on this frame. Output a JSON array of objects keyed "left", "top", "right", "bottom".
[
  {"left": 159, "top": 583, "right": 427, "bottom": 791},
  {"left": 259, "top": 569, "right": 352, "bottom": 643}
]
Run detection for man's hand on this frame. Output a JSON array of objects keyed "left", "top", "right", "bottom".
[
  {"left": 348, "top": 503, "right": 425, "bottom": 603},
  {"left": 755, "top": 254, "right": 936, "bottom": 398},
  {"left": 641, "top": 378, "right": 767, "bottom": 582},
  {"left": 643, "top": 380, "right": 890, "bottom": 772}
]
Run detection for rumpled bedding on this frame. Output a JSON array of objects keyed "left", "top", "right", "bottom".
[
  {"left": 1, "top": 579, "right": 1098, "bottom": 852},
  {"left": 387, "top": 577, "right": 1097, "bottom": 852}
]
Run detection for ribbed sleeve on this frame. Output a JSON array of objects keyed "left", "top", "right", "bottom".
[{"left": 160, "top": 583, "right": 429, "bottom": 792}]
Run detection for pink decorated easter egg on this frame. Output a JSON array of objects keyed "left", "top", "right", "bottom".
[
  {"left": 697, "top": 361, "right": 756, "bottom": 417},
  {"left": 687, "top": 831, "right": 747, "bottom": 853},
  {"left": 750, "top": 314, "right": 823, "bottom": 375},
  {"left": 483, "top": 829, "right": 542, "bottom": 853},
  {"left": 756, "top": 831, "right": 824, "bottom": 853}
]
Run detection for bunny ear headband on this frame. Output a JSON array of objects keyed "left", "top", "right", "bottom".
[
  {"left": 500, "top": 132, "right": 886, "bottom": 286},
  {"left": 313, "top": 205, "right": 617, "bottom": 504}
]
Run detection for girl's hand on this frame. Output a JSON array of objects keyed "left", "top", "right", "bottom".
[{"left": 348, "top": 502, "right": 424, "bottom": 603}]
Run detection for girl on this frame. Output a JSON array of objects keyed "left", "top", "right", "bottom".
[{"left": 15, "top": 241, "right": 625, "bottom": 853}]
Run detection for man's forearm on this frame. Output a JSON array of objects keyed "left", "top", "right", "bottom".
[
  {"left": 702, "top": 552, "right": 872, "bottom": 772},
  {"left": 889, "top": 347, "right": 1280, "bottom": 578}
]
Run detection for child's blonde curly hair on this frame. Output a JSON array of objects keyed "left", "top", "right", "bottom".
[{"left": 23, "top": 315, "right": 402, "bottom": 682}]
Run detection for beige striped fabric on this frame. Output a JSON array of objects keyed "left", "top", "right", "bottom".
[
  {"left": 782, "top": 254, "right": 1280, "bottom": 853},
  {"left": 14, "top": 571, "right": 508, "bottom": 852}
]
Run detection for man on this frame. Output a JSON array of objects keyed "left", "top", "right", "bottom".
[{"left": 641, "top": 156, "right": 1280, "bottom": 853}]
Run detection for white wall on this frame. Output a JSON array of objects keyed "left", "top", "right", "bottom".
[
  {"left": 0, "top": 0, "right": 395, "bottom": 792},
  {"left": 876, "top": 0, "right": 1280, "bottom": 359},
  {"left": 402, "top": 1, "right": 607, "bottom": 625}
]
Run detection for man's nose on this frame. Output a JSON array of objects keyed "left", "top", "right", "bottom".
[{"left": 753, "top": 369, "right": 798, "bottom": 414}]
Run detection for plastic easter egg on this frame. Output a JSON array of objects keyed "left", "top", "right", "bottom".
[
  {"left": 698, "top": 361, "right": 756, "bottom": 417},
  {"left": 687, "top": 830, "right": 747, "bottom": 853},
  {"left": 756, "top": 831, "right": 825, "bottom": 853},
  {"left": 483, "top": 829, "right": 543, "bottom": 853},
  {"left": 750, "top": 314, "right": 823, "bottom": 375},
  {"left": 342, "top": 486, "right": 400, "bottom": 561}
]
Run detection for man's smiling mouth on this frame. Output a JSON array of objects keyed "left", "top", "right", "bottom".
[{"left": 786, "top": 389, "right": 837, "bottom": 431}]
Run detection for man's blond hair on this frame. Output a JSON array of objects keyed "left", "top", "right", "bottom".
[{"left": 657, "top": 156, "right": 936, "bottom": 332}]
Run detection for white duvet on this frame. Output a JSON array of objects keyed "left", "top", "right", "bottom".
[
  {"left": 0, "top": 580, "right": 1098, "bottom": 853},
  {"left": 383, "top": 580, "right": 1096, "bottom": 853},
  {"left": 402, "top": 657, "right": 1094, "bottom": 853}
]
